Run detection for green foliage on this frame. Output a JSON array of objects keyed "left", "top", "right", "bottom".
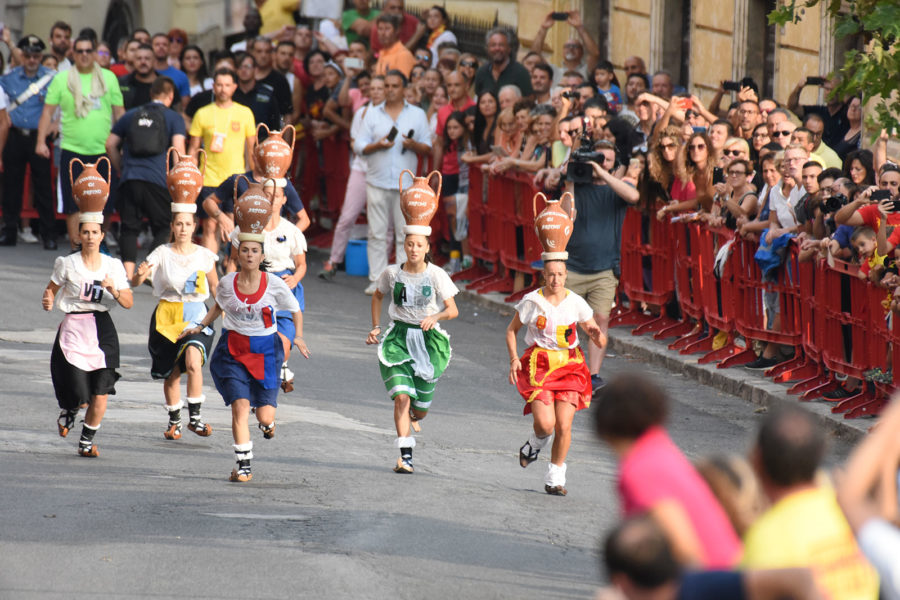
[{"left": 769, "top": 0, "right": 900, "bottom": 137}]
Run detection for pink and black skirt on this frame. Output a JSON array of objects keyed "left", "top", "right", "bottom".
[{"left": 50, "top": 311, "right": 121, "bottom": 410}]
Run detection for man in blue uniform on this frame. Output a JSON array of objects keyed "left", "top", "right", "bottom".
[{"left": 0, "top": 35, "right": 57, "bottom": 249}]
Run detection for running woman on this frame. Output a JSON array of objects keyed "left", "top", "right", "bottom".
[
  {"left": 132, "top": 194, "right": 219, "bottom": 440},
  {"left": 505, "top": 193, "right": 607, "bottom": 495},
  {"left": 366, "top": 171, "right": 459, "bottom": 474},
  {"left": 182, "top": 182, "right": 310, "bottom": 482},
  {"left": 43, "top": 163, "right": 133, "bottom": 457}
]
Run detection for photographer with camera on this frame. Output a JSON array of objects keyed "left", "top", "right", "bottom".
[
  {"left": 563, "top": 138, "right": 639, "bottom": 391},
  {"left": 835, "top": 163, "right": 900, "bottom": 230}
]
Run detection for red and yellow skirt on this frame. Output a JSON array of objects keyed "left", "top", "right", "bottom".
[{"left": 515, "top": 345, "right": 592, "bottom": 415}]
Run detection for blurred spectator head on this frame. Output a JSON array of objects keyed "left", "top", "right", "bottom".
[
  {"left": 784, "top": 143, "right": 809, "bottom": 180},
  {"left": 684, "top": 131, "right": 712, "bottom": 173},
  {"left": 708, "top": 119, "right": 734, "bottom": 152},
  {"left": 72, "top": 35, "right": 97, "bottom": 70},
  {"left": 818, "top": 167, "right": 842, "bottom": 197},
  {"left": 751, "top": 122, "right": 770, "bottom": 152},
  {"left": 437, "top": 57, "right": 456, "bottom": 80},
  {"left": 426, "top": 6, "right": 450, "bottom": 32},
  {"left": 844, "top": 149, "right": 875, "bottom": 187},
  {"left": 577, "top": 81, "right": 597, "bottom": 106},
  {"left": 497, "top": 107, "right": 517, "bottom": 135},
  {"left": 529, "top": 104, "right": 557, "bottom": 142},
  {"left": 846, "top": 96, "right": 862, "bottom": 125},
  {"left": 531, "top": 63, "right": 553, "bottom": 96},
  {"left": 168, "top": 28, "right": 187, "bottom": 58},
  {"left": 458, "top": 53, "right": 479, "bottom": 78},
  {"left": 235, "top": 52, "right": 256, "bottom": 84},
  {"left": 592, "top": 60, "right": 618, "bottom": 91},
  {"left": 294, "top": 26, "right": 313, "bottom": 52},
  {"left": 181, "top": 45, "right": 209, "bottom": 81},
  {"left": 78, "top": 27, "right": 98, "bottom": 46},
  {"left": 431, "top": 83, "right": 448, "bottom": 110},
  {"left": 851, "top": 226, "right": 877, "bottom": 260},
  {"left": 123, "top": 39, "right": 141, "bottom": 68},
  {"left": 375, "top": 14, "right": 402, "bottom": 48},
  {"left": 766, "top": 107, "right": 790, "bottom": 137},
  {"left": 723, "top": 137, "right": 750, "bottom": 163},
  {"left": 151, "top": 33, "right": 170, "bottom": 63},
  {"left": 751, "top": 405, "right": 826, "bottom": 495},
  {"left": 650, "top": 71, "right": 673, "bottom": 99},
  {"left": 421, "top": 68, "right": 443, "bottom": 96},
  {"left": 410, "top": 64, "right": 426, "bottom": 84},
  {"left": 382, "top": 0, "right": 407, "bottom": 16},
  {"left": 243, "top": 8, "right": 262, "bottom": 36},
  {"left": 594, "top": 373, "right": 669, "bottom": 444},
  {"left": 602, "top": 515, "right": 682, "bottom": 594},
  {"left": 879, "top": 162, "right": 900, "bottom": 199},
  {"left": 303, "top": 49, "right": 331, "bottom": 79},
  {"left": 323, "top": 60, "right": 343, "bottom": 88},
  {"left": 624, "top": 73, "right": 648, "bottom": 104},
  {"left": 497, "top": 84, "right": 522, "bottom": 110},
  {"left": 369, "top": 74, "right": 386, "bottom": 104},
  {"left": 583, "top": 96, "right": 610, "bottom": 136},
  {"left": 476, "top": 90, "right": 498, "bottom": 118},
  {"left": 437, "top": 43, "right": 460, "bottom": 63},
  {"left": 96, "top": 41, "right": 113, "bottom": 69},
  {"left": 445, "top": 70, "right": 468, "bottom": 102},
  {"left": 623, "top": 55, "right": 647, "bottom": 76},
  {"left": 349, "top": 40, "right": 371, "bottom": 65},
  {"left": 791, "top": 127, "right": 816, "bottom": 154},
  {"left": 150, "top": 76, "right": 176, "bottom": 106},
  {"left": 758, "top": 97, "right": 777, "bottom": 118},
  {"left": 384, "top": 70, "right": 409, "bottom": 104},
  {"left": 771, "top": 120, "right": 797, "bottom": 149},
  {"left": 802, "top": 113, "right": 825, "bottom": 148},
  {"left": 42, "top": 54, "right": 59, "bottom": 71},
  {"left": 133, "top": 43, "right": 155, "bottom": 76},
  {"left": 521, "top": 51, "right": 543, "bottom": 74},
  {"left": 738, "top": 100, "right": 762, "bottom": 134},
  {"left": 251, "top": 36, "right": 274, "bottom": 70},
  {"left": 131, "top": 28, "right": 150, "bottom": 45},
  {"left": 513, "top": 98, "right": 536, "bottom": 132},
  {"left": 562, "top": 70, "right": 585, "bottom": 89},
  {"left": 275, "top": 40, "right": 295, "bottom": 72},
  {"left": 210, "top": 50, "right": 237, "bottom": 71},
  {"left": 485, "top": 27, "right": 517, "bottom": 66},
  {"left": 801, "top": 161, "right": 823, "bottom": 194},
  {"left": 50, "top": 21, "right": 72, "bottom": 56},
  {"left": 414, "top": 48, "right": 432, "bottom": 69},
  {"left": 760, "top": 153, "right": 780, "bottom": 188},
  {"left": 563, "top": 38, "right": 584, "bottom": 64},
  {"left": 212, "top": 67, "right": 239, "bottom": 102},
  {"left": 696, "top": 454, "right": 763, "bottom": 537}
]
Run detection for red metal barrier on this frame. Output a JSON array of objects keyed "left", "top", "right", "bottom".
[
  {"left": 466, "top": 170, "right": 513, "bottom": 293},
  {"left": 453, "top": 166, "right": 499, "bottom": 284},
  {"left": 500, "top": 172, "right": 542, "bottom": 303},
  {"left": 610, "top": 205, "right": 681, "bottom": 336},
  {"left": 785, "top": 257, "right": 831, "bottom": 395},
  {"left": 665, "top": 221, "right": 709, "bottom": 352},
  {"left": 692, "top": 226, "right": 745, "bottom": 364}
]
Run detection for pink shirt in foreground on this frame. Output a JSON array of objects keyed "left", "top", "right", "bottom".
[{"left": 618, "top": 426, "right": 742, "bottom": 568}]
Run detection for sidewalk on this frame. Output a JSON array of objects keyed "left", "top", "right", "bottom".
[{"left": 459, "top": 289, "right": 869, "bottom": 443}]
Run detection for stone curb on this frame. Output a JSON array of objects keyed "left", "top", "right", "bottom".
[{"left": 458, "top": 290, "right": 868, "bottom": 443}]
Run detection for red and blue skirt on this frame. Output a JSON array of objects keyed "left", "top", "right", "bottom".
[
  {"left": 209, "top": 329, "right": 284, "bottom": 408},
  {"left": 515, "top": 345, "right": 592, "bottom": 415}
]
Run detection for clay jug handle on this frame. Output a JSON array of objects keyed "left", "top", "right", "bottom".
[
  {"left": 282, "top": 124, "right": 296, "bottom": 153},
  {"left": 533, "top": 191, "right": 548, "bottom": 219},
  {"left": 256, "top": 122, "right": 270, "bottom": 142},
  {"left": 235, "top": 174, "right": 250, "bottom": 204},
  {"left": 559, "top": 191, "right": 575, "bottom": 220},
  {"left": 166, "top": 147, "right": 176, "bottom": 175},
  {"left": 399, "top": 169, "right": 415, "bottom": 195},
  {"left": 197, "top": 148, "right": 207, "bottom": 176},
  {"left": 426, "top": 170, "right": 442, "bottom": 199},
  {"left": 68, "top": 157, "right": 85, "bottom": 189},
  {"left": 263, "top": 178, "right": 277, "bottom": 204},
  {"left": 96, "top": 156, "right": 111, "bottom": 183}
]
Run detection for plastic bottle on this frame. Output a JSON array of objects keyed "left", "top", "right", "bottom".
[{"left": 446, "top": 250, "right": 461, "bottom": 274}]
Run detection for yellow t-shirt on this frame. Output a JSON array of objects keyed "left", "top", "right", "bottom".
[
  {"left": 741, "top": 487, "right": 879, "bottom": 600},
  {"left": 188, "top": 102, "right": 256, "bottom": 187},
  {"left": 260, "top": 0, "right": 299, "bottom": 35}
]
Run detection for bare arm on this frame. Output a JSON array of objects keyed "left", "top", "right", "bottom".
[
  {"left": 112, "top": 105, "right": 125, "bottom": 123},
  {"left": 171, "top": 133, "right": 186, "bottom": 156},
  {"left": 42, "top": 281, "right": 61, "bottom": 311},
  {"left": 294, "top": 208, "right": 311, "bottom": 231},
  {"left": 569, "top": 12, "right": 599, "bottom": 72},
  {"left": 834, "top": 196, "right": 870, "bottom": 226},
  {"left": 650, "top": 499, "right": 705, "bottom": 568},
  {"left": 35, "top": 103, "right": 59, "bottom": 158},
  {"left": 531, "top": 14, "right": 554, "bottom": 53},
  {"left": 244, "top": 136, "right": 255, "bottom": 172},
  {"left": 590, "top": 161, "right": 640, "bottom": 204},
  {"left": 187, "top": 135, "right": 202, "bottom": 160},
  {"left": 787, "top": 79, "right": 806, "bottom": 115},
  {"left": 404, "top": 21, "right": 427, "bottom": 51},
  {"left": 366, "top": 289, "right": 385, "bottom": 344},
  {"left": 743, "top": 568, "right": 823, "bottom": 600},
  {"left": 506, "top": 312, "right": 524, "bottom": 385}
]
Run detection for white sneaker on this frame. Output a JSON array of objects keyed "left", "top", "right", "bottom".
[
  {"left": 364, "top": 282, "right": 378, "bottom": 295},
  {"left": 19, "top": 228, "right": 39, "bottom": 244}
]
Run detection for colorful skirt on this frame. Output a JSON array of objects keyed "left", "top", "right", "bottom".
[
  {"left": 148, "top": 300, "right": 214, "bottom": 379},
  {"left": 515, "top": 345, "right": 592, "bottom": 415},
  {"left": 273, "top": 268, "right": 304, "bottom": 341},
  {"left": 377, "top": 321, "right": 452, "bottom": 412},
  {"left": 50, "top": 311, "right": 121, "bottom": 410},
  {"left": 210, "top": 329, "right": 284, "bottom": 408}
]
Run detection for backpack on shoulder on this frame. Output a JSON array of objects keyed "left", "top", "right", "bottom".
[{"left": 128, "top": 103, "right": 169, "bottom": 157}]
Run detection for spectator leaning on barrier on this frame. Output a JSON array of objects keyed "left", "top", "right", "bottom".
[
  {"left": 106, "top": 76, "right": 186, "bottom": 280},
  {"left": 36, "top": 34, "right": 124, "bottom": 250},
  {"left": 354, "top": 69, "right": 432, "bottom": 296},
  {"left": 564, "top": 141, "right": 639, "bottom": 390},
  {"left": 474, "top": 27, "right": 532, "bottom": 98},
  {"left": 742, "top": 405, "right": 879, "bottom": 599},
  {"left": 0, "top": 34, "right": 57, "bottom": 249}
]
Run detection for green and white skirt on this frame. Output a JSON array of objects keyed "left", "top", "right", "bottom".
[{"left": 377, "top": 321, "right": 452, "bottom": 412}]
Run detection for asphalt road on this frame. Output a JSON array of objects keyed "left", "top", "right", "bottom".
[{"left": 0, "top": 242, "right": 854, "bottom": 599}]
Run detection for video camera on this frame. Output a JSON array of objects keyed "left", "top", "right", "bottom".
[
  {"left": 823, "top": 193, "right": 849, "bottom": 214},
  {"left": 566, "top": 118, "right": 615, "bottom": 184}
]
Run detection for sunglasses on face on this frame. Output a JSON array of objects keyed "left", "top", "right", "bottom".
[
  {"left": 689, "top": 144, "right": 706, "bottom": 150},
  {"left": 170, "top": 37, "right": 185, "bottom": 44},
  {"left": 772, "top": 130, "right": 792, "bottom": 137},
  {"left": 728, "top": 170, "right": 747, "bottom": 176},
  {"left": 460, "top": 61, "right": 478, "bottom": 68},
  {"left": 723, "top": 149, "right": 742, "bottom": 157},
  {"left": 660, "top": 143, "right": 677, "bottom": 150},
  {"left": 416, "top": 54, "right": 430, "bottom": 61},
  {"left": 74, "top": 49, "right": 93, "bottom": 55}
]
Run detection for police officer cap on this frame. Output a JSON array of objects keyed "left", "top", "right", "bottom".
[{"left": 17, "top": 35, "right": 46, "bottom": 53}]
